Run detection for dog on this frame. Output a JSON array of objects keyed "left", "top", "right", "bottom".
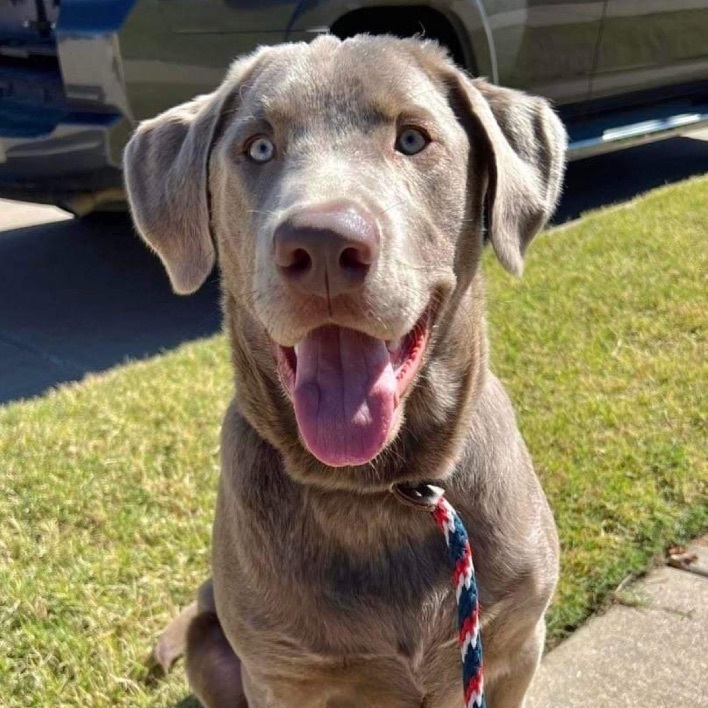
[{"left": 124, "top": 34, "right": 566, "bottom": 707}]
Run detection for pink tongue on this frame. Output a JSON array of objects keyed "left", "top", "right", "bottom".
[{"left": 293, "top": 326, "right": 397, "bottom": 467}]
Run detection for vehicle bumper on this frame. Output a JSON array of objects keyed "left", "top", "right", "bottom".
[
  {"left": 0, "top": 111, "right": 130, "bottom": 213},
  {"left": 0, "top": 0, "right": 137, "bottom": 211}
]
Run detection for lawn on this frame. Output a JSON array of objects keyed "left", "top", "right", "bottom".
[{"left": 1, "top": 177, "right": 706, "bottom": 706}]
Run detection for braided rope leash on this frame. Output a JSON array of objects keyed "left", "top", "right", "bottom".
[{"left": 391, "top": 483, "right": 486, "bottom": 708}]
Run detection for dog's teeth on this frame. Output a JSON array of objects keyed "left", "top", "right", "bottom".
[{"left": 387, "top": 338, "right": 403, "bottom": 355}]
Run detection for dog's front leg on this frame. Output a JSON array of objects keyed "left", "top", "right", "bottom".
[
  {"left": 185, "top": 609, "right": 248, "bottom": 707},
  {"left": 185, "top": 579, "right": 249, "bottom": 708},
  {"left": 483, "top": 619, "right": 546, "bottom": 708}
]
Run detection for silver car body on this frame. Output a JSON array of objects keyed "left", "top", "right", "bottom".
[{"left": 0, "top": 0, "right": 706, "bottom": 213}]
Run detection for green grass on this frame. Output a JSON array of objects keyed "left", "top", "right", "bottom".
[
  {"left": 487, "top": 177, "right": 707, "bottom": 640},
  {"left": 2, "top": 177, "right": 706, "bottom": 706}
]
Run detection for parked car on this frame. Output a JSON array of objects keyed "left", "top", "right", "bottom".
[{"left": 1, "top": 0, "right": 707, "bottom": 215}]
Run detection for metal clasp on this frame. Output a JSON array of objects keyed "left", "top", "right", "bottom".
[{"left": 390, "top": 482, "right": 445, "bottom": 512}]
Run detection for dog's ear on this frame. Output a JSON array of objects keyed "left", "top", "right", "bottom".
[
  {"left": 123, "top": 53, "right": 262, "bottom": 294},
  {"left": 445, "top": 72, "right": 567, "bottom": 274}
]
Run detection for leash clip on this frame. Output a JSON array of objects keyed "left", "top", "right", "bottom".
[{"left": 390, "top": 482, "right": 445, "bottom": 512}]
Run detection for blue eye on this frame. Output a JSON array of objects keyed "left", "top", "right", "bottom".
[
  {"left": 395, "top": 127, "right": 429, "bottom": 156},
  {"left": 247, "top": 136, "right": 276, "bottom": 163}
]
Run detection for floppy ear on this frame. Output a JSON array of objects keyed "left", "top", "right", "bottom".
[
  {"left": 123, "top": 54, "right": 261, "bottom": 294},
  {"left": 446, "top": 72, "right": 567, "bottom": 274}
]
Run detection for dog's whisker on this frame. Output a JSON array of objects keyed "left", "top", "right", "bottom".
[{"left": 375, "top": 199, "right": 406, "bottom": 216}]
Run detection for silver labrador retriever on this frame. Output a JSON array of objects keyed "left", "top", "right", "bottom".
[{"left": 124, "top": 35, "right": 566, "bottom": 708}]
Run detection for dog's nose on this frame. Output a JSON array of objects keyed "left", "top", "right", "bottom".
[{"left": 274, "top": 202, "right": 379, "bottom": 298}]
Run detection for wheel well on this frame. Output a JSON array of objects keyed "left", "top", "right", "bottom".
[{"left": 330, "top": 6, "right": 469, "bottom": 70}]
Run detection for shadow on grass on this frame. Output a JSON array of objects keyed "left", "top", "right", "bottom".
[{"left": 141, "top": 654, "right": 200, "bottom": 707}]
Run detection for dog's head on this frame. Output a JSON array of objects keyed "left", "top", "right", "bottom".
[{"left": 124, "top": 35, "right": 566, "bottom": 486}]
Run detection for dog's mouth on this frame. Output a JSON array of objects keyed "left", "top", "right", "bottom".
[{"left": 275, "top": 308, "right": 432, "bottom": 468}]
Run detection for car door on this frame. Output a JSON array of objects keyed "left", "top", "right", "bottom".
[
  {"left": 481, "top": 0, "right": 605, "bottom": 106},
  {"left": 591, "top": 0, "right": 708, "bottom": 101},
  {"left": 158, "top": 0, "right": 297, "bottom": 34},
  {"left": 120, "top": 0, "right": 298, "bottom": 120}
]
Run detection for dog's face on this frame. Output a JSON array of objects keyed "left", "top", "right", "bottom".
[
  {"left": 124, "top": 36, "right": 566, "bottom": 476},
  {"left": 213, "top": 39, "right": 472, "bottom": 469}
]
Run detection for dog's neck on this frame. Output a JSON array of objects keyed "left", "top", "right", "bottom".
[{"left": 221, "top": 274, "right": 487, "bottom": 502}]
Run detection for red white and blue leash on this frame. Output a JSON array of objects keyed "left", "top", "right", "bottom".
[{"left": 391, "top": 483, "right": 486, "bottom": 708}]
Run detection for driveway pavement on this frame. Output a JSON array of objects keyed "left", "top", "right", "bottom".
[
  {"left": 1, "top": 130, "right": 707, "bottom": 403},
  {"left": 529, "top": 537, "right": 708, "bottom": 707},
  {"left": 0, "top": 204, "right": 221, "bottom": 402}
]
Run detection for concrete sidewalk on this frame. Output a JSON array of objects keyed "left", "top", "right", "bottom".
[{"left": 528, "top": 537, "right": 708, "bottom": 707}]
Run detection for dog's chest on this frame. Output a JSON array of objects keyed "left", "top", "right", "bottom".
[{"left": 214, "top": 496, "right": 463, "bottom": 703}]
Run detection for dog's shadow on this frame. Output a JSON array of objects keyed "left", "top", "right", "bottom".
[{"left": 143, "top": 655, "right": 201, "bottom": 707}]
